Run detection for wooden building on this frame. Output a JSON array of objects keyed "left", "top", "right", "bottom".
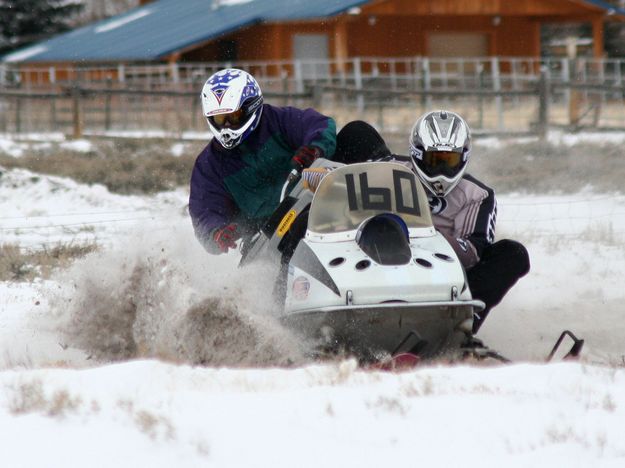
[
  {"left": 180, "top": 0, "right": 620, "bottom": 65},
  {"left": 2, "top": 0, "right": 623, "bottom": 69}
]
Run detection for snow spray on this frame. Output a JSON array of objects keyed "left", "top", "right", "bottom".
[{"left": 51, "top": 220, "right": 312, "bottom": 367}]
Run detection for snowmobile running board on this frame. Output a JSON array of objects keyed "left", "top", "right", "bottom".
[
  {"left": 462, "top": 329, "right": 585, "bottom": 365},
  {"left": 546, "top": 330, "right": 585, "bottom": 362},
  {"left": 337, "top": 328, "right": 585, "bottom": 371}
]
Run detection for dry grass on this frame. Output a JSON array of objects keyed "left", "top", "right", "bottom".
[
  {"left": 381, "top": 135, "right": 625, "bottom": 194},
  {"left": 2, "top": 130, "right": 625, "bottom": 196},
  {"left": 0, "top": 242, "right": 98, "bottom": 281},
  {"left": 0, "top": 138, "right": 204, "bottom": 194}
]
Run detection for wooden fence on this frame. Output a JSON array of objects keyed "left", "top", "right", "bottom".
[{"left": 0, "top": 69, "right": 624, "bottom": 138}]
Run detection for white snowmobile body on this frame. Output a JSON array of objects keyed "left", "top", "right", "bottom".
[{"left": 240, "top": 160, "right": 483, "bottom": 359}]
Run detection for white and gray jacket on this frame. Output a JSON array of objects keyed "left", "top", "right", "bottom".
[
  {"left": 382, "top": 155, "right": 497, "bottom": 269},
  {"left": 427, "top": 174, "right": 496, "bottom": 268}
]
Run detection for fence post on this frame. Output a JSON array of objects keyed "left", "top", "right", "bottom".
[
  {"left": 294, "top": 60, "right": 303, "bottom": 94},
  {"left": 192, "top": 76, "right": 200, "bottom": 129},
  {"left": 312, "top": 84, "right": 323, "bottom": 109},
  {"left": 0, "top": 97, "right": 5, "bottom": 132},
  {"left": 117, "top": 64, "right": 125, "bottom": 84},
  {"left": 490, "top": 56, "right": 503, "bottom": 130},
  {"left": 281, "top": 69, "right": 289, "bottom": 106},
  {"left": 170, "top": 62, "right": 179, "bottom": 85},
  {"left": 50, "top": 90, "right": 57, "bottom": 131},
  {"left": 560, "top": 57, "right": 570, "bottom": 126},
  {"left": 568, "top": 59, "right": 584, "bottom": 127},
  {"left": 105, "top": 78, "right": 112, "bottom": 131},
  {"left": 422, "top": 57, "right": 431, "bottom": 109},
  {"left": 15, "top": 90, "right": 22, "bottom": 134},
  {"left": 72, "top": 83, "right": 83, "bottom": 138},
  {"left": 537, "top": 66, "right": 549, "bottom": 140},
  {"left": 354, "top": 57, "right": 364, "bottom": 112},
  {"left": 477, "top": 63, "right": 484, "bottom": 128}
]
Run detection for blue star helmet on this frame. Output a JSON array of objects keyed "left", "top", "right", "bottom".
[
  {"left": 201, "top": 68, "right": 264, "bottom": 149},
  {"left": 409, "top": 110, "right": 471, "bottom": 197}
]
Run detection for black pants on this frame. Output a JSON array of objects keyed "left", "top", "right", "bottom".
[{"left": 467, "top": 239, "right": 530, "bottom": 333}]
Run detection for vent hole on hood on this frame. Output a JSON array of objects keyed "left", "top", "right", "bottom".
[
  {"left": 414, "top": 258, "right": 432, "bottom": 268},
  {"left": 329, "top": 257, "right": 345, "bottom": 267},
  {"left": 434, "top": 253, "right": 453, "bottom": 262},
  {"left": 355, "top": 260, "right": 371, "bottom": 270}
]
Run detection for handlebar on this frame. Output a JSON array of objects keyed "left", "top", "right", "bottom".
[{"left": 280, "top": 168, "right": 301, "bottom": 202}]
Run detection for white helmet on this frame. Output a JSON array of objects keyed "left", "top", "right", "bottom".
[
  {"left": 409, "top": 110, "right": 471, "bottom": 197},
  {"left": 201, "top": 68, "right": 263, "bottom": 149}
]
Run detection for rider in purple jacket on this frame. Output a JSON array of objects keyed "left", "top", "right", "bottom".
[{"left": 189, "top": 69, "right": 336, "bottom": 254}]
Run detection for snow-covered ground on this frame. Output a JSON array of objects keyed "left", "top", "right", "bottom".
[{"left": 1, "top": 132, "right": 624, "bottom": 467}]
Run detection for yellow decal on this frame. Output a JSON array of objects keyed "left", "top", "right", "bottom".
[{"left": 277, "top": 210, "right": 297, "bottom": 237}]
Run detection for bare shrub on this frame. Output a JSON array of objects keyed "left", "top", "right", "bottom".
[
  {"left": 46, "top": 389, "right": 82, "bottom": 417},
  {"left": 7, "top": 380, "right": 82, "bottom": 418},
  {"left": 0, "top": 242, "right": 98, "bottom": 281},
  {"left": 7, "top": 380, "right": 47, "bottom": 415},
  {"left": 134, "top": 410, "right": 176, "bottom": 441}
]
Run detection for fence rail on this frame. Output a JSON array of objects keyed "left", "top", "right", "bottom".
[{"left": 1, "top": 56, "right": 625, "bottom": 137}]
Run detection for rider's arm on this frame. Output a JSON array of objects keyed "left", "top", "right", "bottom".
[
  {"left": 273, "top": 105, "right": 337, "bottom": 159},
  {"left": 455, "top": 175, "right": 497, "bottom": 267},
  {"left": 189, "top": 146, "right": 239, "bottom": 254}
]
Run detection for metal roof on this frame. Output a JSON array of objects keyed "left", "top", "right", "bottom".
[
  {"left": 4, "top": 0, "right": 625, "bottom": 63},
  {"left": 579, "top": 0, "right": 625, "bottom": 16},
  {"left": 2, "top": 0, "right": 368, "bottom": 63}
]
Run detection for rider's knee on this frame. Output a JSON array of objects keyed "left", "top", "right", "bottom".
[{"left": 494, "top": 239, "right": 530, "bottom": 277}]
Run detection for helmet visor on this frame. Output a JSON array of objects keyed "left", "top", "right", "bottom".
[
  {"left": 209, "top": 109, "right": 245, "bottom": 129},
  {"left": 419, "top": 150, "right": 464, "bottom": 178}
]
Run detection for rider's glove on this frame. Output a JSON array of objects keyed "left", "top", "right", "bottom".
[
  {"left": 291, "top": 145, "right": 323, "bottom": 171},
  {"left": 302, "top": 167, "right": 332, "bottom": 193},
  {"left": 440, "top": 231, "right": 479, "bottom": 269},
  {"left": 212, "top": 223, "right": 240, "bottom": 253}
]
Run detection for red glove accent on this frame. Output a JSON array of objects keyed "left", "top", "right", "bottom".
[
  {"left": 212, "top": 224, "right": 240, "bottom": 253},
  {"left": 291, "top": 146, "right": 323, "bottom": 171}
]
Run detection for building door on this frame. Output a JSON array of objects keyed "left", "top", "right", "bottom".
[
  {"left": 293, "top": 34, "right": 330, "bottom": 79},
  {"left": 428, "top": 33, "right": 489, "bottom": 57}
]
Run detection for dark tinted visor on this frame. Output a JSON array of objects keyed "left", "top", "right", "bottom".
[
  {"left": 419, "top": 150, "right": 464, "bottom": 177},
  {"left": 209, "top": 109, "right": 245, "bottom": 129}
]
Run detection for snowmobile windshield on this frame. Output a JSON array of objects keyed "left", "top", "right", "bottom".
[{"left": 308, "top": 162, "right": 433, "bottom": 235}]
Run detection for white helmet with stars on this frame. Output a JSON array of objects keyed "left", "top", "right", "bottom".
[{"left": 201, "top": 68, "right": 263, "bottom": 149}]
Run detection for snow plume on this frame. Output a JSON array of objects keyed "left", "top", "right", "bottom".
[{"left": 51, "top": 223, "right": 310, "bottom": 367}]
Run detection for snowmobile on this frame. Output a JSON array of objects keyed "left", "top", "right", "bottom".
[
  {"left": 241, "top": 159, "right": 478, "bottom": 363},
  {"left": 240, "top": 159, "right": 584, "bottom": 365}
]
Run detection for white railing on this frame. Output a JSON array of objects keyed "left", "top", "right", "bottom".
[
  {"left": 3, "top": 56, "right": 625, "bottom": 90},
  {"left": 1, "top": 56, "right": 624, "bottom": 135}
]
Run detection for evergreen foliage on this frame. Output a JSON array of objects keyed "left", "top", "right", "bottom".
[{"left": 0, "top": 0, "right": 84, "bottom": 55}]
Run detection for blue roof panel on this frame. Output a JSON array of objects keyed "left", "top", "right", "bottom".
[
  {"left": 3, "top": 0, "right": 368, "bottom": 62},
  {"left": 580, "top": 0, "right": 625, "bottom": 16},
  {"left": 6, "top": 0, "right": 624, "bottom": 63}
]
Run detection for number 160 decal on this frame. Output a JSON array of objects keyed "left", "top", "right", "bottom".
[{"left": 345, "top": 170, "right": 421, "bottom": 216}]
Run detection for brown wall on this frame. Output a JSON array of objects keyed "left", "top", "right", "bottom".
[
  {"left": 181, "top": 14, "right": 540, "bottom": 63},
  {"left": 182, "top": 22, "right": 339, "bottom": 63},
  {"left": 344, "top": 15, "right": 540, "bottom": 58}
]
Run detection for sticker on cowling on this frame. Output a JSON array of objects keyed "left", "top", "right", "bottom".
[
  {"left": 292, "top": 276, "right": 311, "bottom": 300},
  {"left": 277, "top": 210, "right": 297, "bottom": 237}
]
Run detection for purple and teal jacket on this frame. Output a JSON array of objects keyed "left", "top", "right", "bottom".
[{"left": 189, "top": 104, "right": 336, "bottom": 253}]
